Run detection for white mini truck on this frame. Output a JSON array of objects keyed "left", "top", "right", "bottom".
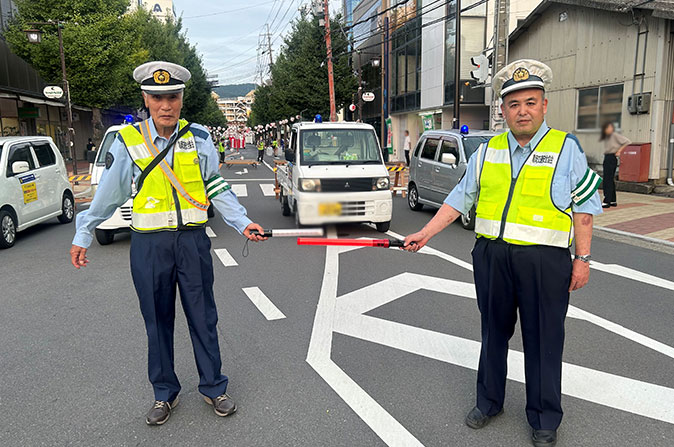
[{"left": 276, "top": 122, "right": 393, "bottom": 232}]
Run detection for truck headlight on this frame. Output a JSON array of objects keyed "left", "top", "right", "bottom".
[
  {"left": 300, "top": 178, "right": 321, "bottom": 192},
  {"left": 375, "top": 177, "right": 390, "bottom": 190}
]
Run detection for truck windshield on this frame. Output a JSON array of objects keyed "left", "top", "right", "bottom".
[
  {"left": 300, "top": 129, "right": 382, "bottom": 165},
  {"left": 462, "top": 136, "right": 491, "bottom": 159},
  {"left": 95, "top": 131, "right": 120, "bottom": 166}
]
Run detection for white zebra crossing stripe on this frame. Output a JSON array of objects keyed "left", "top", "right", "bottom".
[
  {"left": 242, "top": 287, "right": 286, "bottom": 320},
  {"left": 214, "top": 248, "right": 238, "bottom": 267},
  {"left": 259, "top": 183, "right": 275, "bottom": 197},
  {"left": 205, "top": 226, "right": 216, "bottom": 238},
  {"left": 231, "top": 184, "right": 247, "bottom": 197}
]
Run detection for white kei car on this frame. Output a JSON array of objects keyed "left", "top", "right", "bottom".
[{"left": 0, "top": 136, "right": 74, "bottom": 248}]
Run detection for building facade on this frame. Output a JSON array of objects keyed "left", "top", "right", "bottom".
[
  {"left": 508, "top": 0, "right": 674, "bottom": 181},
  {"left": 128, "top": 0, "right": 175, "bottom": 22},
  {"left": 214, "top": 90, "right": 255, "bottom": 127}
]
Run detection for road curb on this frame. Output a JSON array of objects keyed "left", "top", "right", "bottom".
[{"left": 594, "top": 226, "right": 674, "bottom": 248}]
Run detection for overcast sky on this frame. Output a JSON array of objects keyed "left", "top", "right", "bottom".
[{"left": 173, "top": 0, "right": 341, "bottom": 86}]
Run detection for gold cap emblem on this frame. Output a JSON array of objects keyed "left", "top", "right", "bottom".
[
  {"left": 513, "top": 67, "right": 530, "bottom": 82},
  {"left": 153, "top": 70, "right": 170, "bottom": 84}
]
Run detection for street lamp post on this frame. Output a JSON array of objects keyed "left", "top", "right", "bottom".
[{"left": 25, "top": 21, "right": 77, "bottom": 176}]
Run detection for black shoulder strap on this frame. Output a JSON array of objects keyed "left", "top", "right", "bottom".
[{"left": 136, "top": 123, "right": 191, "bottom": 193}]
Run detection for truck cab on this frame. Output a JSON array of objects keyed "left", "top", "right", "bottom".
[{"left": 277, "top": 122, "right": 393, "bottom": 232}]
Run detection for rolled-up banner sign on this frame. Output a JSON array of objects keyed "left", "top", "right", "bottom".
[
  {"left": 251, "top": 228, "right": 324, "bottom": 238},
  {"left": 296, "top": 238, "right": 407, "bottom": 248}
]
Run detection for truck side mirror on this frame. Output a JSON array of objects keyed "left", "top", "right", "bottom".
[
  {"left": 12, "top": 161, "right": 30, "bottom": 175},
  {"left": 441, "top": 153, "right": 457, "bottom": 165}
]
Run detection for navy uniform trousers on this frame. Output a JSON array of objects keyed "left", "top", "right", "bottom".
[
  {"left": 129, "top": 228, "right": 228, "bottom": 402},
  {"left": 471, "top": 237, "right": 572, "bottom": 430}
]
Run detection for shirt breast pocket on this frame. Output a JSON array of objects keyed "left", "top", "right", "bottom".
[{"left": 551, "top": 174, "right": 572, "bottom": 209}]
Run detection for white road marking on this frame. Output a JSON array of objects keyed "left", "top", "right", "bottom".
[
  {"left": 307, "top": 227, "right": 674, "bottom": 446},
  {"left": 205, "top": 226, "right": 217, "bottom": 238},
  {"left": 259, "top": 183, "right": 275, "bottom": 197},
  {"left": 214, "top": 248, "right": 238, "bottom": 267},
  {"left": 242, "top": 287, "right": 286, "bottom": 320},
  {"left": 590, "top": 260, "right": 674, "bottom": 291},
  {"left": 235, "top": 168, "right": 248, "bottom": 175},
  {"left": 231, "top": 184, "right": 248, "bottom": 197},
  {"left": 263, "top": 160, "right": 274, "bottom": 172},
  {"left": 223, "top": 178, "right": 273, "bottom": 182}
]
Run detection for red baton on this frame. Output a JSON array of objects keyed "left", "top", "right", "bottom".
[{"left": 297, "top": 238, "right": 407, "bottom": 248}]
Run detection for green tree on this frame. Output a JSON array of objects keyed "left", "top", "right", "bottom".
[{"left": 250, "top": 11, "right": 356, "bottom": 126}]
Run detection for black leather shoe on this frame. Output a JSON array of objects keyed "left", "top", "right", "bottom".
[
  {"left": 465, "top": 406, "right": 503, "bottom": 429},
  {"left": 531, "top": 429, "right": 557, "bottom": 447},
  {"left": 203, "top": 393, "right": 237, "bottom": 417},
  {"left": 145, "top": 397, "right": 178, "bottom": 425}
]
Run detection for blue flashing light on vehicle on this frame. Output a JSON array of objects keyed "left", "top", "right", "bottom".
[
  {"left": 460, "top": 125, "right": 469, "bottom": 134},
  {"left": 124, "top": 114, "right": 134, "bottom": 124},
  {"left": 314, "top": 114, "right": 323, "bottom": 123}
]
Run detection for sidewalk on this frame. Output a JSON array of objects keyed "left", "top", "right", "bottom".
[
  {"left": 594, "top": 191, "right": 674, "bottom": 244},
  {"left": 67, "top": 161, "right": 92, "bottom": 203}
]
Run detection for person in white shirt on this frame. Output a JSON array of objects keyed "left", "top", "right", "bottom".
[{"left": 403, "top": 130, "right": 411, "bottom": 165}]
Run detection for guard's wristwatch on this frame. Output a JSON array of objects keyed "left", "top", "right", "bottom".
[{"left": 574, "top": 254, "right": 591, "bottom": 263}]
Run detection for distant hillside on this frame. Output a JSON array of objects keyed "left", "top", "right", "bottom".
[{"left": 212, "top": 83, "right": 257, "bottom": 98}]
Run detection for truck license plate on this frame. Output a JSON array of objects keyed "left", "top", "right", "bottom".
[{"left": 318, "top": 203, "right": 342, "bottom": 216}]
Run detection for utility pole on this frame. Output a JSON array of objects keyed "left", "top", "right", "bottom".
[
  {"left": 323, "top": 0, "right": 337, "bottom": 122},
  {"left": 490, "top": 0, "right": 509, "bottom": 130},
  {"left": 381, "top": 0, "right": 389, "bottom": 154},
  {"left": 357, "top": 50, "right": 363, "bottom": 122},
  {"left": 266, "top": 23, "right": 274, "bottom": 67},
  {"left": 453, "top": 0, "right": 461, "bottom": 129}
]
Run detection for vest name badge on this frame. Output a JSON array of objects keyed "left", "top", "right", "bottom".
[
  {"left": 178, "top": 139, "right": 196, "bottom": 151},
  {"left": 531, "top": 153, "right": 556, "bottom": 166}
]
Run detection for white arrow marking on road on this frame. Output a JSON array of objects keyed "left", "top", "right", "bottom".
[
  {"left": 235, "top": 168, "right": 248, "bottom": 175},
  {"left": 307, "top": 227, "right": 674, "bottom": 447},
  {"left": 242, "top": 287, "right": 286, "bottom": 320},
  {"left": 259, "top": 183, "right": 275, "bottom": 197},
  {"left": 214, "top": 248, "right": 238, "bottom": 267},
  {"left": 231, "top": 184, "right": 248, "bottom": 197},
  {"left": 205, "top": 226, "right": 217, "bottom": 238}
]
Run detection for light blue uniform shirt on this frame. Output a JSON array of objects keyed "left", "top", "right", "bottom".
[
  {"left": 444, "top": 121, "right": 603, "bottom": 216},
  {"left": 72, "top": 117, "right": 252, "bottom": 248}
]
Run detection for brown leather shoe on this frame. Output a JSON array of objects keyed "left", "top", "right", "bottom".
[
  {"left": 203, "top": 393, "right": 237, "bottom": 417},
  {"left": 145, "top": 397, "right": 178, "bottom": 425}
]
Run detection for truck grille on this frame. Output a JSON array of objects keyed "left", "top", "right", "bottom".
[
  {"left": 121, "top": 206, "right": 133, "bottom": 221},
  {"left": 321, "top": 178, "right": 373, "bottom": 192},
  {"left": 339, "top": 201, "right": 375, "bottom": 216}
]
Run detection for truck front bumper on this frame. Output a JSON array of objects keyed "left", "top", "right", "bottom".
[{"left": 295, "top": 190, "right": 393, "bottom": 225}]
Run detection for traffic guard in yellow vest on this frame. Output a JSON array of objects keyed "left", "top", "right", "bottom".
[
  {"left": 403, "top": 59, "right": 602, "bottom": 447},
  {"left": 70, "top": 61, "right": 267, "bottom": 426}
]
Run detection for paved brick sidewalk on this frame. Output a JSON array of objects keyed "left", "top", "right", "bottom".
[{"left": 594, "top": 191, "right": 674, "bottom": 243}]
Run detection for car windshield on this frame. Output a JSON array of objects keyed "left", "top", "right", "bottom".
[
  {"left": 300, "top": 129, "right": 382, "bottom": 165},
  {"left": 95, "top": 131, "right": 119, "bottom": 166},
  {"left": 462, "top": 135, "right": 491, "bottom": 159}
]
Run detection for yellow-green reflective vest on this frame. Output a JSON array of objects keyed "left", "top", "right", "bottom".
[
  {"left": 119, "top": 119, "right": 209, "bottom": 232},
  {"left": 475, "top": 129, "right": 573, "bottom": 248}
]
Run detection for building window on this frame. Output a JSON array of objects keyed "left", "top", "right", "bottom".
[
  {"left": 577, "top": 84, "right": 624, "bottom": 130},
  {"left": 390, "top": 1, "right": 421, "bottom": 114}
]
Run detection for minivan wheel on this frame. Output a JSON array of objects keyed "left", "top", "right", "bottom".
[
  {"left": 460, "top": 205, "right": 476, "bottom": 230},
  {"left": 407, "top": 183, "right": 423, "bottom": 211},
  {"left": 375, "top": 221, "right": 390, "bottom": 233},
  {"left": 57, "top": 193, "right": 74, "bottom": 224},
  {"left": 0, "top": 210, "right": 17, "bottom": 249},
  {"left": 95, "top": 228, "right": 115, "bottom": 245},
  {"left": 281, "top": 190, "right": 291, "bottom": 216}
]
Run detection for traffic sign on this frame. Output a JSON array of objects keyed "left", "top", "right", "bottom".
[
  {"left": 362, "top": 92, "right": 375, "bottom": 102},
  {"left": 349, "top": 104, "right": 356, "bottom": 112},
  {"left": 43, "top": 86, "right": 64, "bottom": 99}
]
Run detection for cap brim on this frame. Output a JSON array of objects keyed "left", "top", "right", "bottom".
[
  {"left": 141, "top": 84, "right": 185, "bottom": 95},
  {"left": 500, "top": 80, "right": 545, "bottom": 97}
]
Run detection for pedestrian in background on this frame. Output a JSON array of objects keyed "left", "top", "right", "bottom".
[
  {"left": 86, "top": 138, "right": 95, "bottom": 152},
  {"left": 257, "top": 138, "right": 265, "bottom": 162},
  {"left": 600, "top": 122, "right": 631, "bottom": 208},
  {"left": 404, "top": 59, "right": 602, "bottom": 447},
  {"left": 403, "top": 130, "right": 411, "bottom": 165},
  {"left": 218, "top": 138, "right": 226, "bottom": 163}
]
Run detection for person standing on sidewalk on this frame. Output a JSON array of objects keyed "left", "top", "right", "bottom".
[
  {"left": 403, "top": 130, "right": 411, "bottom": 165},
  {"left": 403, "top": 59, "right": 602, "bottom": 447},
  {"left": 600, "top": 122, "right": 631, "bottom": 208},
  {"left": 69, "top": 61, "right": 267, "bottom": 426}
]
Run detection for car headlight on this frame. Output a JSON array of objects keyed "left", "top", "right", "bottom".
[
  {"left": 300, "top": 178, "right": 321, "bottom": 192},
  {"left": 375, "top": 177, "right": 390, "bottom": 190}
]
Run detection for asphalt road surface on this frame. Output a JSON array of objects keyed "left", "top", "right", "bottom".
[{"left": 1, "top": 145, "right": 673, "bottom": 447}]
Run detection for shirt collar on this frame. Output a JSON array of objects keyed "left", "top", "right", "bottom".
[
  {"left": 507, "top": 120, "right": 550, "bottom": 152},
  {"left": 147, "top": 116, "right": 180, "bottom": 143}
]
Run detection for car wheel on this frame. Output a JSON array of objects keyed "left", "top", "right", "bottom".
[
  {"left": 294, "top": 201, "right": 303, "bottom": 227},
  {"left": 407, "top": 183, "right": 423, "bottom": 211},
  {"left": 95, "top": 228, "right": 115, "bottom": 245},
  {"left": 375, "top": 221, "right": 391, "bottom": 233},
  {"left": 281, "top": 190, "right": 291, "bottom": 216},
  {"left": 460, "top": 205, "right": 476, "bottom": 230},
  {"left": 0, "top": 210, "right": 17, "bottom": 249},
  {"left": 207, "top": 204, "right": 215, "bottom": 218},
  {"left": 57, "top": 193, "right": 74, "bottom": 224}
]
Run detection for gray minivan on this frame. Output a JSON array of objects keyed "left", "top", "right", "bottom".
[{"left": 407, "top": 129, "right": 500, "bottom": 229}]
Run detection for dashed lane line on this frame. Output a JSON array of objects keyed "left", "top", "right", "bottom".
[
  {"left": 231, "top": 184, "right": 248, "bottom": 197},
  {"left": 205, "top": 227, "right": 217, "bottom": 238},
  {"left": 214, "top": 248, "right": 238, "bottom": 267},
  {"left": 241, "top": 287, "right": 286, "bottom": 320},
  {"left": 259, "top": 183, "right": 275, "bottom": 197}
]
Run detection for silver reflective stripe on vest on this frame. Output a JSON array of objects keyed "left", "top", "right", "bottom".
[
  {"left": 132, "top": 208, "right": 207, "bottom": 230},
  {"left": 139, "top": 120, "right": 208, "bottom": 210},
  {"left": 475, "top": 218, "right": 501, "bottom": 238},
  {"left": 484, "top": 147, "right": 510, "bottom": 164},
  {"left": 126, "top": 142, "right": 151, "bottom": 161},
  {"left": 502, "top": 222, "right": 570, "bottom": 248}
]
